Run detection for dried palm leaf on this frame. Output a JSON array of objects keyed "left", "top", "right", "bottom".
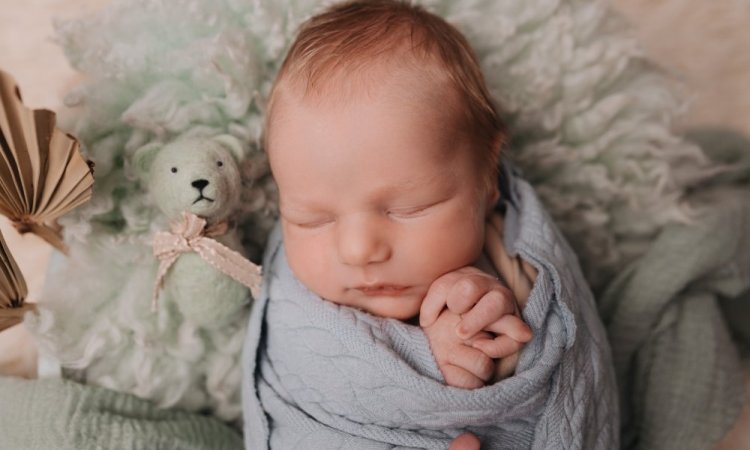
[
  {"left": 0, "top": 69, "right": 94, "bottom": 253},
  {"left": 0, "top": 227, "right": 32, "bottom": 332}
]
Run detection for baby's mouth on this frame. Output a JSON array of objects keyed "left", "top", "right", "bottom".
[
  {"left": 192, "top": 194, "right": 215, "bottom": 204},
  {"left": 356, "top": 285, "right": 409, "bottom": 296}
]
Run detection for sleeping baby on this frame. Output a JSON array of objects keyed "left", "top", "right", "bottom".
[{"left": 242, "top": 1, "right": 619, "bottom": 449}]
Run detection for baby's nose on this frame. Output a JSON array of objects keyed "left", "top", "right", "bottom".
[
  {"left": 337, "top": 217, "right": 391, "bottom": 266},
  {"left": 191, "top": 179, "right": 209, "bottom": 190}
]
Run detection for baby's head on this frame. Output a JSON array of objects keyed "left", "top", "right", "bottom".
[{"left": 266, "top": 0, "right": 504, "bottom": 319}]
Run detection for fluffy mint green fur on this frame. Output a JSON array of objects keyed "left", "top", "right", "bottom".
[
  {"left": 52, "top": 0, "right": 717, "bottom": 291},
  {"left": 27, "top": 0, "right": 723, "bottom": 423},
  {"left": 30, "top": 135, "right": 253, "bottom": 422}
]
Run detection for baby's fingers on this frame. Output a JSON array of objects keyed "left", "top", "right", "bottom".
[
  {"left": 471, "top": 335, "right": 524, "bottom": 359},
  {"left": 446, "top": 345, "right": 494, "bottom": 382},
  {"left": 455, "top": 288, "right": 516, "bottom": 340},
  {"left": 420, "top": 272, "right": 461, "bottom": 327},
  {"left": 483, "top": 315, "right": 533, "bottom": 343},
  {"left": 445, "top": 274, "right": 496, "bottom": 316},
  {"left": 421, "top": 267, "right": 484, "bottom": 327},
  {"left": 441, "top": 364, "right": 485, "bottom": 390}
]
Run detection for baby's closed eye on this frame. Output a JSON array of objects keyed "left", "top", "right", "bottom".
[
  {"left": 386, "top": 205, "right": 431, "bottom": 219},
  {"left": 284, "top": 216, "right": 335, "bottom": 229},
  {"left": 386, "top": 197, "right": 451, "bottom": 220},
  {"left": 281, "top": 208, "right": 335, "bottom": 229}
]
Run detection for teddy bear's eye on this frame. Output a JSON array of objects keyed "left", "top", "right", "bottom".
[
  {"left": 217, "top": 161, "right": 224, "bottom": 168},
  {"left": 171, "top": 167, "right": 178, "bottom": 174}
]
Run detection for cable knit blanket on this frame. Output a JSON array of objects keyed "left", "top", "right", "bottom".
[{"left": 242, "top": 171, "right": 619, "bottom": 449}]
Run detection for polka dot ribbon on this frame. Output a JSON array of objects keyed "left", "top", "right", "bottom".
[{"left": 151, "top": 211, "right": 262, "bottom": 311}]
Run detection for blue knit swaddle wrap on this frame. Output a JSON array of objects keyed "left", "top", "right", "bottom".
[{"left": 242, "top": 172, "right": 618, "bottom": 449}]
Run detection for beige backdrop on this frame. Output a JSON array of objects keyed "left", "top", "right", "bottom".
[{"left": 0, "top": 0, "right": 748, "bottom": 447}]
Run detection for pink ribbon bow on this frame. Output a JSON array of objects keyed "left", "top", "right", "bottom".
[{"left": 151, "top": 211, "right": 262, "bottom": 310}]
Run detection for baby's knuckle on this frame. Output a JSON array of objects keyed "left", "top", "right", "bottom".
[
  {"left": 484, "top": 291, "right": 506, "bottom": 313},
  {"left": 456, "top": 278, "right": 480, "bottom": 296},
  {"left": 427, "top": 280, "right": 450, "bottom": 300}
]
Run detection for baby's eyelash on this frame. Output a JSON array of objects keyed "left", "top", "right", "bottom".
[
  {"left": 387, "top": 205, "right": 431, "bottom": 218},
  {"left": 297, "top": 219, "right": 333, "bottom": 229},
  {"left": 387, "top": 197, "right": 450, "bottom": 219},
  {"left": 284, "top": 215, "right": 335, "bottom": 229}
]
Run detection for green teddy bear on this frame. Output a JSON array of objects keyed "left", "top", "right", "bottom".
[{"left": 133, "top": 135, "right": 255, "bottom": 328}]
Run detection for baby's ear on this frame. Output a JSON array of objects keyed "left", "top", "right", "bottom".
[
  {"left": 132, "top": 142, "right": 161, "bottom": 178},
  {"left": 212, "top": 134, "right": 244, "bottom": 162}
]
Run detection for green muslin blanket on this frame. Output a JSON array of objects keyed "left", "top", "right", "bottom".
[{"left": 0, "top": 377, "right": 243, "bottom": 450}]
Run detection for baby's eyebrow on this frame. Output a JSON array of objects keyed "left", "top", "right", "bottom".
[
  {"left": 279, "top": 199, "right": 329, "bottom": 214},
  {"left": 371, "top": 169, "right": 453, "bottom": 199}
]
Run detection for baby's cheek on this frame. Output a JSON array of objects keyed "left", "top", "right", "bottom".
[
  {"left": 284, "top": 232, "right": 337, "bottom": 296},
  {"left": 409, "top": 220, "right": 483, "bottom": 282}
]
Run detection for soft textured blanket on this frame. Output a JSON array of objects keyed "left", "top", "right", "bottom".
[
  {"left": 0, "top": 376, "right": 243, "bottom": 450},
  {"left": 600, "top": 134, "right": 750, "bottom": 450},
  {"left": 242, "top": 170, "right": 619, "bottom": 449}
]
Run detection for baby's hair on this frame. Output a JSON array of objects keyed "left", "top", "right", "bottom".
[{"left": 265, "top": 0, "right": 505, "bottom": 186}]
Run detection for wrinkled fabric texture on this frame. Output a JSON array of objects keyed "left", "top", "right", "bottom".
[
  {"left": 0, "top": 376, "right": 243, "bottom": 450},
  {"left": 242, "top": 170, "right": 618, "bottom": 450}
]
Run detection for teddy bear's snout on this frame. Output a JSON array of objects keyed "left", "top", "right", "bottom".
[
  {"left": 191, "top": 179, "right": 209, "bottom": 190},
  {"left": 190, "top": 178, "right": 215, "bottom": 205}
]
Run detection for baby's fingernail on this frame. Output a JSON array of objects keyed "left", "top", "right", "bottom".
[{"left": 456, "top": 324, "right": 469, "bottom": 338}]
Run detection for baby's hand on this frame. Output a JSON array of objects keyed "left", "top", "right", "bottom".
[
  {"left": 423, "top": 308, "right": 495, "bottom": 389},
  {"left": 420, "top": 266, "right": 532, "bottom": 361}
]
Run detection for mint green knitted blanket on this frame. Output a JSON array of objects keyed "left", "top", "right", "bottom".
[{"left": 0, "top": 377, "right": 243, "bottom": 450}]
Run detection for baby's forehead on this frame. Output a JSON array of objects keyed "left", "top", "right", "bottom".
[
  {"left": 267, "top": 92, "right": 468, "bottom": 175},
  {"left": 270, "top": 61, "right": 461, "bottom": 129}
]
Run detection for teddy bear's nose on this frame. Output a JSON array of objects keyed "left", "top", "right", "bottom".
[{"left": 191, "top": 179, "right": 209, "bottom": 190}]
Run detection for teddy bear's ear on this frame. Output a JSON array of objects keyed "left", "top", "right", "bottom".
[
  {"left": 212, "top": 134, "right": 244, "bottom": 162},
  {"left": 132, "top": 142, "right": 161, "bottom": 178}
]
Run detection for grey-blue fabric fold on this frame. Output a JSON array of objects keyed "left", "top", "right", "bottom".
[{"left": 242, "top": 171, "right": 619, "bottom": 450}]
